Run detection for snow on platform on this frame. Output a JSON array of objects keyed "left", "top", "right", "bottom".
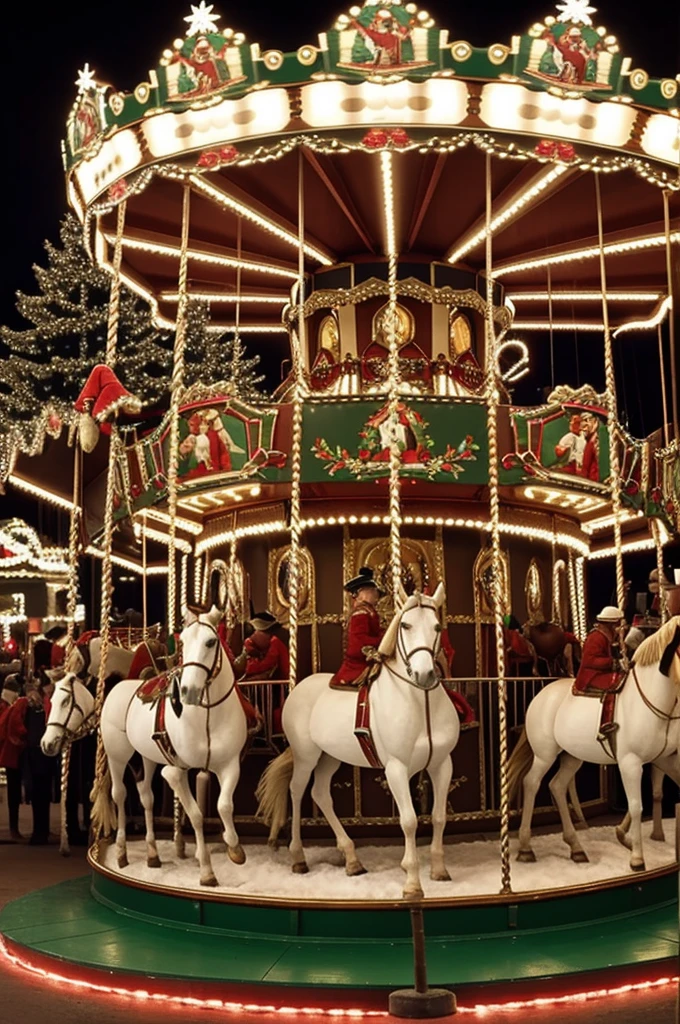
[{"left": 101, "top": 819, "right": 677, "bottom": 901}]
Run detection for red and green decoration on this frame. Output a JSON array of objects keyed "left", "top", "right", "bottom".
[
  {"left": 158, "top": 2, "right": 250, "bottom": 104},
  {"left": 518, "top": 0, "right": 622, "bottom": 93},
  {"left": 310, "top": 401, "right": 479, "bottom": 481},
  {"left": 329, "top": 2, "right": 439, "bottom": 77}
]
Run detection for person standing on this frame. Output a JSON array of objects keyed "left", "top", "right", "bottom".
[
  {"left": 0, "top": 675, "right": 25, "bottom": 841},
  {"left": 6, "top": 678, "right": 58, "bottom": 844}
]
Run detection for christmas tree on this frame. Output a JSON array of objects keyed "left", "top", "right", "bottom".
[
  {"left": 0, "top": 214, "right": 173, "bottom": 436},
  {"left": 0, "top": 215, "right": 267, "bottom": 444},
  {"left": 183, "top": 301, "right": 266, "bottom": 403}
]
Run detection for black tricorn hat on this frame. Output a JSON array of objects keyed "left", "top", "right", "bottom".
[
  {"left": 344, "top": 566, "right": 384, "bottom": 596},
  {"left": 249, "top": 611, "right": 278, "bottom": 631}
]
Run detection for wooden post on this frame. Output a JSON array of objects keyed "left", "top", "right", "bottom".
[{"left": 388, "top": 906, "right": 456, "bottom": 1018}]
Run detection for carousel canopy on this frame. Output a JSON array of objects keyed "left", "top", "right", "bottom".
[{"left": 63, "top": 0, "right": 679, "bottom": 340}]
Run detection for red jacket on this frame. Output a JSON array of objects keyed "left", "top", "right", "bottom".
[
  {"left": 243, "top": 634, "right": 290, "bottom": 681},
  {"left": 573, "top": 627, "right": 619, "bottom": 692},
  {"left": 0, "top": 696, "right": 28, "bottom": 769},
  {"left": 581, "top": 438, "right": 599, "bottom": 482},
  {"left": 332, "top": 601, "right": 384, "bottom": 685}
]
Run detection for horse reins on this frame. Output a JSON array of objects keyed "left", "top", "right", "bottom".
[
  {"left": 382, "top": 607, "right": 444, "bottom": 771},
  {"left": 47, "top": 677, "right": 97, "bottom": 742},
  {"left": 179, "top": 621, "right": 233, "bottom": 710}
]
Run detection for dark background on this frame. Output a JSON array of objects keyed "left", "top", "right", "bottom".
[{"left": 2, "top": 0, "right": 680, "bottom": 622}]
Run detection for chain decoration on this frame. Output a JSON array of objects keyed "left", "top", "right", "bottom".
[
  {"left": 379, "top": 151, "right": 404, "bottom": 604},
  {"left": 483, "top": 153, "right": 511, "bottom": 895},
  {"left": 662, "top": 190, "right": 679, "bottom": 441},
  {"left": 166, "top": 183, "right": 192, "bottom": 636},
  {"left": 287, "top": 150, "right": 308, "bottom": 687},
  {"left": 595, "top": 175, "right": 625, "bottom": 613},
  {"left": 59, "top": 441, "right": 83, "bottom": 855},
  {"left": 89, "top": 197, "right": 128, "bottom": 856},
  {"left": 106, "top": 201, "right": 127, "bottom": 368},
  {"left": 652, "top": 519, "right": 668, "bottom": 624}
]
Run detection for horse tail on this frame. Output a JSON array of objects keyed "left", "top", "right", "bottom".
[
  {"left": 506, "top": 727, "right": 534, "bottom": 805},
  {"left": 255, "top": 747, "right": 294, "bottom": 849},
  {"left": 90, "top": 765, "right": 117, "bottom": 839}
]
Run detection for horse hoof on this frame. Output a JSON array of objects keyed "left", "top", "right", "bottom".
[
  {"left": 346, "top": 863, "right": 367, "bottom": 877},
  {"left": 431, "top": 869, "right": 451, "bottom": 882},
  {"left": 201, "top": 874, "right": 218, "bottom": 887},
  {"left": 571, "top": 851, "right": 589, "bottom": 863},
  {"left": 650, "top": 830, "right": 665, "bottom": 842},
  {"left": 147, "top": 855, "right": 162, "bottom": 869},
  {"left": 175, "top": 847, "right": 187, "bottom": 861},
  {"left": 615, "top": 827, "right": 633, "bottom": 851},
  {"left": 292, "top": 861, "right": 309, "bottom": 874},
  {"left": 631, "top": 861, "right": 646, "bottom": 873},
  {"left": 403, "top": 887, "right": 424, "bottom": 901},
  {"left": 117, "top": 854, "right": 129, "bottom": 869},
  {"left": 516, "top": 850, "right": 536, "bottom": 863},
  {"left": 573, "top": 820, "right": 589, "bottom": 832},
  {"left": 268, "top": 838, "right": 280, "bottom": 852},
  {"left": 228, "top": 844, "right": 246, "bottom": 865}
]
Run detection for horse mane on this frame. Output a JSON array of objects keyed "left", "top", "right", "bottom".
[
  {"left": 378, "top": 592, "right": 440, "bottom": 658},
  {"left": 633, "top": 615, "right": 680, "bottom": 686}
]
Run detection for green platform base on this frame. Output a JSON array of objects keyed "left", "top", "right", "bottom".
[{"left": 1, "top": 868, "right": 678, "bottom": 1011}]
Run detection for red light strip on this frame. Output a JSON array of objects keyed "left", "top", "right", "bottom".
[{"left": 1, "top": 936, "right": 677, "bottom": 1017}]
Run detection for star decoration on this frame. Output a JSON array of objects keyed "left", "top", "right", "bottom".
[
  {"left": 184, "top": 1, "right": 220, "bottom": 37},
  {"left": 555, "top": 0, "right": 597, "bottom": 26},
  {"left": 75, "top": 63, "right": 97, "bottom": 94}
]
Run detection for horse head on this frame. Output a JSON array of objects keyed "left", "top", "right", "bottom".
[
  {"left": 179, "top": 560, "right": 230, "bottom": 707},
  {"left": 379, "top": 583, "right": 445, "bottom": 690},
  {"left": 41, "top": 672, "right": 95, "bottom": 756},
  {"left": 525, "top": 620, "right": 566, "bottom": 660}
]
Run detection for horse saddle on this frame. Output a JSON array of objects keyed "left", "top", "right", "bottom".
[
  {"left": 136, "top": 672, "right": 184, "bottom": 765},
  {"left": 571, "top": 671, "right": 626, "bottom": 698}
]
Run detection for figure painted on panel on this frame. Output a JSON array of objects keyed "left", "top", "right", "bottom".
[
  {"left": 554, "top": 413, "right": 586, "bottom": 474},
  {"left": 579, "top": 410, "right": 601, "bottom": 482}
]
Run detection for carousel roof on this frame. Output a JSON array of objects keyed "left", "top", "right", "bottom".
[{"left": 63, "top": 0, "right": 679, "bottom": 338}]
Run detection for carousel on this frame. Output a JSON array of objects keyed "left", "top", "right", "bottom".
[{"left": 1, "top": 0, "right": 680, "bottom": 1015}]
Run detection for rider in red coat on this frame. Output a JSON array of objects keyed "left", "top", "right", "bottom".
[
  {"left": 573, "top": 606, "right": 624, "bottom": 741},
  {"left": 331, "top": 567, "right": 384, "bottom": 687},
  {"left": 239, "top": 612, "right": 290, "bottom": 681}
]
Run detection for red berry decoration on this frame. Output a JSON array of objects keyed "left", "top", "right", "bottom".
[
  {"left": 534, "top": 139, "right": 557, "bottom": 158},
  {"left": 363, "top": 128, "right": 389, "bottom": 149},
  {"left": 390, "top": 128, "right": 410, "bottom": 147},
  {"left": 557, "top": 142, "right": 576, "bottom": 161},
  {"left": 197, "top": 150, "right": 220, "bottom": 168},
  {"left": 219, "top": 145, "right": 239, "bottom": 163},
  {"left": 108, "top": 179, "right": 128, "bottom": 201}
]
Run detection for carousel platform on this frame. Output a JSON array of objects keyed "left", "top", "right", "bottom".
[{"left": 1, "top": 828, "right": 678, "bottom": 1013}]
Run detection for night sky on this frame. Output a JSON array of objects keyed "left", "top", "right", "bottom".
[{"left": 2, "top": 0, "right": 679, "bottom": 615}]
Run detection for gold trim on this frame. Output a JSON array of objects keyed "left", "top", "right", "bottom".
[
  {"left": 285, "top": 277, "right": 513, "bottom": 330},
  {"left": 88, "top": 845, "right": 675, "bottom": 910},
  {"left": 268, "top": 544, "right": 315, "bottom": 626}
]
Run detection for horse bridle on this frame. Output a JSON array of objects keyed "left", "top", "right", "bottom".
[
  {"left": 179, "top": 621, "right": 233, "bottom": 709},
  {"left": 47, "top": 677, "right": 96, "bottom": 742},
  {"left": 386, "top": 607, "right": 443, "bottom": 690}
]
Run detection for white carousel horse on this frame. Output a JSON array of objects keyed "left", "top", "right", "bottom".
[
  {"left": 255, "top": 584, "right": 460, "bottom": 899},
  {"left": 79, "top": 570, "right": 246, "bottom": 887},
  {"left": 65, "top": 633, "right": 136, "bottom": 682},
  {"left": 507, "top": 616, "right": 680, "bottom": 872}
]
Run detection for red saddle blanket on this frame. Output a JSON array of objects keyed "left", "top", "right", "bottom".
[{"left": 136, "top": 673, "right": 171, "bottom": 704}]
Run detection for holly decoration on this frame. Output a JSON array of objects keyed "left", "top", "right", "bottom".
[{"left": 311, "top": 401, "right": 479, "bottom": 480}]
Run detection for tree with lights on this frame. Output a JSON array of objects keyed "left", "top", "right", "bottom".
[
  {"left": 0, "top": 215, "right": 173, "bottom": 433},
  {"left": 0, "top": 215, "right": 266, "bottom": 441}
]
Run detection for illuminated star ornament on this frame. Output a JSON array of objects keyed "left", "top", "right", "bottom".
[
  {"left": 555, "top": 0, "right": 597, "bottom": 25},
  {"left": 184, "top": 1, "right": 221, "bottom": 36},
  {"left": 75, "top": 63, "right": 97, "bottom": 94}
]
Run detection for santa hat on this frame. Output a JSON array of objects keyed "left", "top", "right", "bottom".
[{"left": 74, "top": 364, "right": 142, "bottom": 452}]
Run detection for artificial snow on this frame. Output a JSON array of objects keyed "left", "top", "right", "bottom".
[{"left": 101, "top": 819, "right": 677, "bottom": 900}]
